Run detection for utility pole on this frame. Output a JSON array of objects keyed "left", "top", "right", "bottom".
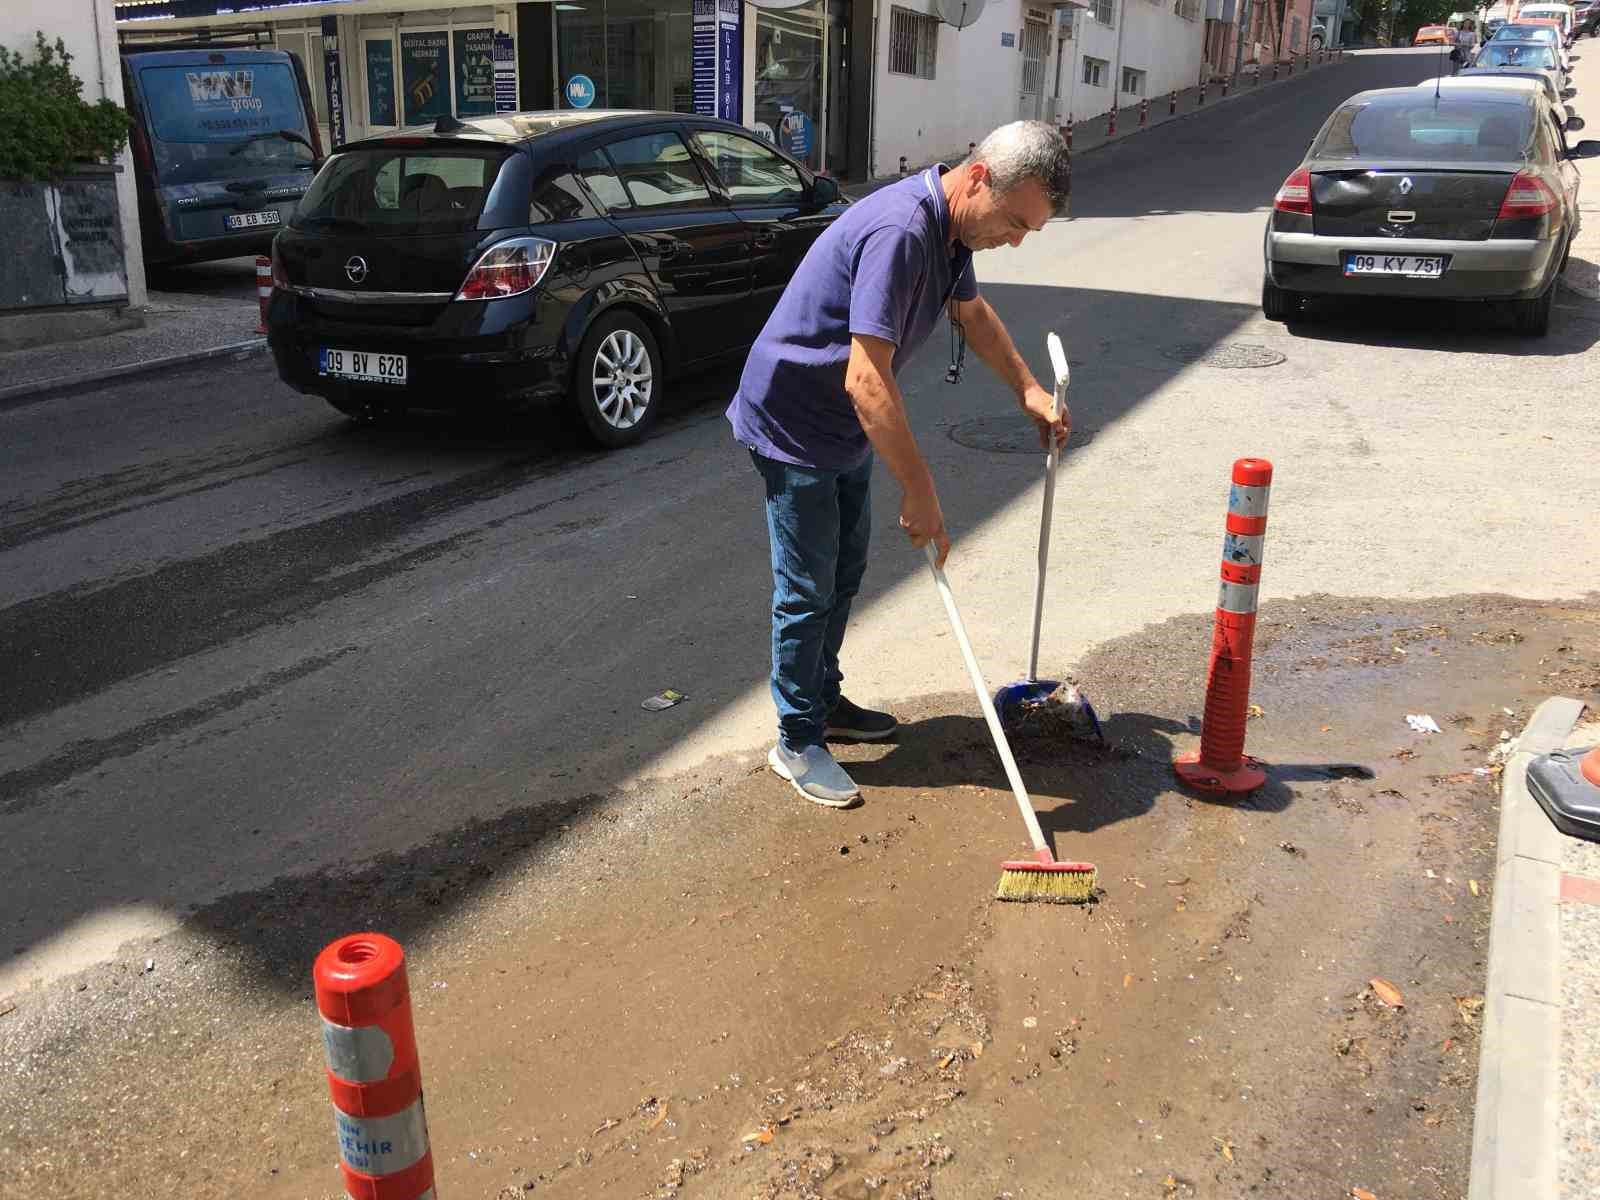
[{"left": 1109, "top": 0, "right": 1128, "bottom": 119}]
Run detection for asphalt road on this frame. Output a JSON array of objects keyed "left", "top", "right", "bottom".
[{"left": 4, "top": 48, "right": 1598, "bottom": 1002}]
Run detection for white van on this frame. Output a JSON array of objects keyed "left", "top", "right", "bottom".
[{"left": 1520, "top": 3, "right": 1577, "bottom": 43}]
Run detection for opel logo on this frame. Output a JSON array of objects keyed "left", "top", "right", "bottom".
[
  {"left": 1399, "top": 177, "right": 1414, "bottom": 196},
  {"left": 344, "top": 256, "right": 368, "bottom": 283}
]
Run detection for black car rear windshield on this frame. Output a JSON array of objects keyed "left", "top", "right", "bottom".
[
  {"left": 1312, "top": 97, "right": 1533, "bottom": 161},
  {"left": 294, "top": 146, "right": 509, "bottom": 234}
]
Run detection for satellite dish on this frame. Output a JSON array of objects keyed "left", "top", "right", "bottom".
[{"left": 935, "top": 0, "right": 987, "bottom": 29}]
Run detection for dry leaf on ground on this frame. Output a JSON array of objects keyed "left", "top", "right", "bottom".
[
  {"left": 1352, "top": 1188, "right": 1378, "bottom": 1200},
  {"left": 1214, "top": 1136, "right": 1235, "bottom": 1162},
  {"left": 1124, "top": 974, "right": 1134, "bottom": 989},
  {"left": 1370, "top": 978, "right": 1405, "bottom": 1008},
  {"left": 1470, "top": 879, "right": 1481, "bottom": 897},
  {"left": 647, "top": 1104, "right": 670, "bottom": 1133},
  {"left": 741, "top": 1127, "right": 775, "bottom": 1145},
  {"left": 1247, "top": 704, "right": 1265, "bottom": 719}
]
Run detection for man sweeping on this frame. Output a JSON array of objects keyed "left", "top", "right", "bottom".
[{"left": 728, "top": 120, "right": 1074, "bottom": 809}]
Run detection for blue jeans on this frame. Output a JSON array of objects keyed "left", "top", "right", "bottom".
[{"left": 750, "top": 450, "right": 873, "bottom": 750}]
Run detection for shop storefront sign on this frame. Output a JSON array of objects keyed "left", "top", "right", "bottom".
[
  {"left": 778, "top": 108, "right": 813, "bottom": 158},
  {"left": 366, "top": 39, "right": 396, "bottom": 126},
  {"left": 453, "top": 27, "right": 495, "bottom": 115},
  {"left": 493, "top": 32, "right": 517, "bottom": 113},
  {"left": 693, "top": 0, "right": 742, "bottom": 121},
  {"left": 321, "top": 17, "right": 345, "bottom": 146},
  {"left": 565, "top": 73, "right": 596, "bottom": 108},
  {"left": 400, "top": 30, "right": 449, "bottom": 125}
]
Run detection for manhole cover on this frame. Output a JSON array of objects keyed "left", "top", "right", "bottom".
[
  {"left": 948, "top": 419, "right": 1097, "bottom": 454},
  {"left": 1164, "top": 342, "right": 1287, "bottom": 369}
]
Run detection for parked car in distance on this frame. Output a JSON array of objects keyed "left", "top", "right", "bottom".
[
  {"left": 267, "top": 110, "right": 847, "bottom": 447},
  {"left": 1425, "top": 72, "right": 1567, "bottom": 125},
  {"left": 1576, "top": 0, "right": 1600, "bottom": 37},
  {"left": 1262, "top": 84, "right": 1600, "bottom": 336},
  {"left": 1310, "top": 21, "right": 1328, "bottom": 49},
  {"left": 1520, "top": 3, "right": 1577, "bottom": 44},
  {"left": 120, "top": 44, "right": 323, "bottom": 267},
  {"left": 1414, "top": 24, "right": 1458, "bottom": 45},
  {"left": 1460, "top": 40, "right": 1569, "bottom": 105},
  {"left": 1486, "top": 22, "right": 1570, "bottom": 68}
]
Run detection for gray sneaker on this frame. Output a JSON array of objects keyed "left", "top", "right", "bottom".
[{"left": 768, "top": 742, "right": 862, "bottom": 808}]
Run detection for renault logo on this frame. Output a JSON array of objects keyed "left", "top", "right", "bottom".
[
  {"left": 1399, "top": 177, "right": 1414, "bottom": 196},
  {"left": 344, "top": 256, "right": 368, "bottom": 283}
]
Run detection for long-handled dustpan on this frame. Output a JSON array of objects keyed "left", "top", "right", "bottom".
[{"left": 993, "top": 332, "right": 1102, "bottom": 742}]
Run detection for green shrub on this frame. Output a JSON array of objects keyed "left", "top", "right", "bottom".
[{"left": 0, "top": 32, "right": 130, "bottom": 183}]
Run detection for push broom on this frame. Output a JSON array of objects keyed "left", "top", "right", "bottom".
[
  {"left": 993, "top": 331, "right": 1102, "bottom": 742},
  {"left": 922, "top": 542, "right": 1098, "bottom": 903}
]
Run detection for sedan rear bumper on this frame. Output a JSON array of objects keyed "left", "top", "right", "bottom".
[
  {"left": 267, "top": 290, "right": 571, "bottom": 409},
  {"left": 1266, "top": 231, "right": 1557, "bottom": 299}
]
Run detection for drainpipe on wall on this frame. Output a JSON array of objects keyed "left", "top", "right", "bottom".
[
  {"left": 1109, "top": 0, "right": 1128, "bottom": 119},
  {"left": 868, "top": 0, "right": 881, "bottom": 178}
]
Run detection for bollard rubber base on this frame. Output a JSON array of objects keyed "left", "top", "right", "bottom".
[{"left": 1174, "top": 753, "right": 1266, "bottom": 794}]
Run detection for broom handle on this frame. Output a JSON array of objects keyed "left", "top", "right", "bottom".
[
  {"left": 1027, "top": 333, "right": 1069, "bottom": 682},
  {"left": 923, "top": 542, "right": 1050, "bottom": 856}
]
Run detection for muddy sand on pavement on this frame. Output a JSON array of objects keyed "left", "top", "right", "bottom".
[{"left": 4, "top": 594, "right": 1598, "bottom": 1200}]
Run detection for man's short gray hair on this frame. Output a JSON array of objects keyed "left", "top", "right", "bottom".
[{"left": 963, "top": 120, "right": 1071, "bottom": 215}]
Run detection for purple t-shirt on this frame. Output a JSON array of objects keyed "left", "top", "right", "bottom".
[{"left": 726, "top": 166, "right": 978, "bottom": 471}]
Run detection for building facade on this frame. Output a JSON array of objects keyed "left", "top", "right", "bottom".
[{"left": 115, "top": 0, "right": 874, "bottom": 178}]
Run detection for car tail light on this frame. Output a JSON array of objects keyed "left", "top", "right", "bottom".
[
  {"left": 454, "top": 238, "right": 556, "bottom": 301},
  {"left": 1497, "top": 170, "right": 1559, "bottom": 219},
  {"left": 270, "top": 242, "right": 289, "bottom": 290},
  {"left": 1274, "top": 166, "right": 1313, "bottom": 215}
]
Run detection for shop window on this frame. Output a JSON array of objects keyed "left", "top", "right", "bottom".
[
  {"left": 754, "top": 1, "right": 826, "bottom": 171},
  {"left": 601, "top": 132, "right": 714, "bottom": 209},
  {"left": 576, "top": 149, "right": 631, "bottom": 211},
  {"left": 888, "top": 7, "right": 939, "bottom": 78},
  {"left": 555, "top": 0, "right": 694, "bottom": 113},
  {"left": 694, "top": 131, "right": 805, "bottom": 204},
  {"left": 1082, "top": 56, "right": 1107, "bottom": 86}
]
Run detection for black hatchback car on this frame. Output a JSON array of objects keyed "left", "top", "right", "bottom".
[{"left": 268, "top": 110, "right": 846, "bottom": 446}]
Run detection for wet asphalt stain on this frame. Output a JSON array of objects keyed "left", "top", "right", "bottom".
[
  {"left": 0, "top": 445, "right": 325, "bottom": 554},
  {"left": 0, "top": 646, "right": 360, "bottom": 814},
  {"left": 0, "top": 450, "right": 611, "bottom": 735}
]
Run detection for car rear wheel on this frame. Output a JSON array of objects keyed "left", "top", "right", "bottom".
[
  {"left": 1511, "top": 279, "right": 1556, "bottom": 337},
  {"left": 572, "top": 311, "right": 662, "bottom": 448},
  {"left": 1261, "top": 280, "right": 1302, "bottom": 323}
]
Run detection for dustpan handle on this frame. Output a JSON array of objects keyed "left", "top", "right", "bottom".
[
  {"left": 923, "top": 543, "right": 1050, "bottom": 856},
  {"left": 1028, "top": 333, "right": 1069, "bottom": 682}
]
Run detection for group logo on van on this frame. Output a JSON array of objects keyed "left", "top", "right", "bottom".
[{"left": 184, "top": 70, "right": 263, "bottom": 114}]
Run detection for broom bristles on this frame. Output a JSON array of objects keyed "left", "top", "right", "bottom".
[{"left": 995, "top": 864, "right": 1098, "bottom": 904}]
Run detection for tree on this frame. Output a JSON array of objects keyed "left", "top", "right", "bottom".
[{"left": 0, "top": 33, "right": 129, "bottom": 183}]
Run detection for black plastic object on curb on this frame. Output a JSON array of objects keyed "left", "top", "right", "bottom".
[{"left": 1527, "top": 746, "right": 1600, "bottom": 842}]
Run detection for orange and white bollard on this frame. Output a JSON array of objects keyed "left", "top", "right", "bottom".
[
  {"left": 1174, "top": 458, "right": 1273, "bottom": 794},
  {"left": 315, "top": 933, "right": 436, "bottom": 1200},
  {"left": 1169, "top": 88, "right": 1178, "bottom": 116},
  {"left": 1107, "top": 103, "right": 1117, "bottom": 136},
  {"left": 1064, "top": 113, "right": 1073, "bottom": 149},
  {"left": 1221, "top": 72, "right": 1231, "bottom": 97},
  {"left": 256, "top": 255, "right": 272, "bottom": 335}
]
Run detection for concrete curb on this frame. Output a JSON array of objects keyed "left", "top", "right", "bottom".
[
  {"left": 1469, "top": 694, "right": 1587, "bottom": 1200},
  {"left": 0, "top": 338, "right": 268, "bottom": 411}
]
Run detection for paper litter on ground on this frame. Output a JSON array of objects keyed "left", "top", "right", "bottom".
[{"left": 1406, "top": 714, "right": 1442, "bottom": 734}]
